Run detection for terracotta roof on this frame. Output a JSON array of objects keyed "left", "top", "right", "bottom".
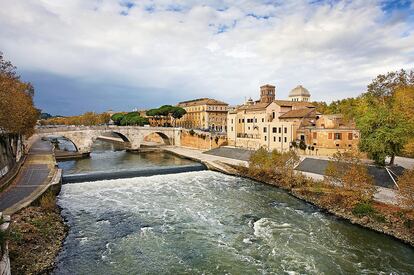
[
  {"left": 178, "top": 98, "right": 228, "bottom": 107},
  {"left": 274, "top": 100, "right": 315, "bottom": 108},
  {"left": 279, "top": 108, "right": 317, "bottom": 119},
  {"left": 237, "top": 102, "right": 271, "bottom": 111}
]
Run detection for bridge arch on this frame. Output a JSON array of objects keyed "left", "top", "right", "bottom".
[
  {"left": 43, "top": 135, "right": 80, "bottom": 152},
  {"left": 143, "top": 131, "right": 171, "bottom": 146},
  {"left": 110, "top": 131, "right": 131, "bottom": 143}
]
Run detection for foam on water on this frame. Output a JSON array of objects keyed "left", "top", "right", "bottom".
[{"left": 54, "top": 171, "right": 414, "bottom": 274}]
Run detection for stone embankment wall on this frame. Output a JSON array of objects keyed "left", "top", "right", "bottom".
[
  {"left": 0, "top": 212, "right": 11, "bottom": 275},
  {"left": 0, "top": 133, "right": 24, "bottom": 184},
  {"left": 180, "top": 130, "right": 227, "bottom": 150},
  {"left": 144, "top": 130, "right": 227, "bottom": 150}
]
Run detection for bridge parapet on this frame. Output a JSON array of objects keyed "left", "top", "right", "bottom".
[{"left": 35, "top": 126, "right": 182, "bottom": 153}]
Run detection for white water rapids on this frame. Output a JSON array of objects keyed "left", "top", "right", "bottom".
[{"left": 54, "top": 171, "right": 414, "bottom": 274}]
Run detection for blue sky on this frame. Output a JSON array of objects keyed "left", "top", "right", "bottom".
[{"left": 0, "top": 0, "right": 413, "bottom": 116}]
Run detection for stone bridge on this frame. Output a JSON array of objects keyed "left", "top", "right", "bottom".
[{"left": 35, "top": 126, "right": 181, "bottom": 153}]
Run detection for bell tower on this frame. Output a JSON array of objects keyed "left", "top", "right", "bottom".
[{"left": 260, "top": 84, "right": 275, "bottom": 103}]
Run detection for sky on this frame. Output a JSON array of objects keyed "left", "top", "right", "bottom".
[{"left": 0, "top": 0, "right": 413, "bottom": 116}]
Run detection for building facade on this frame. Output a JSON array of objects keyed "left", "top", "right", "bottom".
[
  {"left": 176, "top": 98, "right": 229, "bottom": 132},
  {"left": 227, "top": 84, "right": 360, "bottom": 155},
  {"left": 227, "top": 85, "right": 315, "bottom": 151},
  {"left": 296, "top": 114, "right": 360, "bottom": 155}
]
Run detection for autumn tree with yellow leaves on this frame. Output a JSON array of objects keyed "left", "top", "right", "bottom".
[
  {"left": 325, "top": 151, "right": 375, "bottom": 208},
  {"left": 0, "top": 52, "right": 39, "bottom": 136}
]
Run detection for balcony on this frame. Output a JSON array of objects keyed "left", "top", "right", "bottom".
[{"left": 237, "top": 133, "right": 261, "bottom": 139}]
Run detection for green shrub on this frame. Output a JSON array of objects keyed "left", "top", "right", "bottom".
[{"left": 352, "top": 202, "right": 374, "bottom": 217}]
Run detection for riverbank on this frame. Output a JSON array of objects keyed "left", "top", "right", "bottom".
[
  {"left": 8, "top": 192, "right": 67, "bottom": 274},
  {"left": 236, "top": 163, "right": 414, "bottom": 247},
  {"left": 166, "top": 146, "right": 414, "bottom": 247}
]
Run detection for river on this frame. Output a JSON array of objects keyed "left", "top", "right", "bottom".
[{"left": 54, "top": 140, "right": 414, "bottom": 274}]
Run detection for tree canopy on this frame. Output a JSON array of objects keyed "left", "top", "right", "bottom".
[
  {"left": 314, "top": 69, "right": 414, "bottom": 166},
  {"left": 146, "top": 105, "right": 186, "bottom": 126},
  {"left": 146, "top": 105, "right": 186, "bottom": 119},
  {"left": 0, "top": 52, "right": 38, "bottom": 136},
  {"left": 111, "top": 112, "right": 149, "bottom": 126},
  {"left": 356, "top": 70, "right": 414, "bottom": 165}
]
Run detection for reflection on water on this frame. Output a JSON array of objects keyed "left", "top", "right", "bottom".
[
  {"left": 58, "top": 139, "right": 195, "bottom": 175},
  {"left": 55, "top": 171, "right": 414, "bottom": 274}
]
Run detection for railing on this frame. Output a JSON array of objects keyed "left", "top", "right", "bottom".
[
  {"left": 237, "top": 133, "right": 261, "bottom": 139},
  {"left": 35, "top": 125, "right": 181, "bottom": 133}
]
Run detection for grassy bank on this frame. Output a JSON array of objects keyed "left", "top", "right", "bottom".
[
  {"left": 8, "top": 191, "right": 67, "bottom": 274},
  {"left": 237, "top": 149, "right": 414, "bottom": 246}
]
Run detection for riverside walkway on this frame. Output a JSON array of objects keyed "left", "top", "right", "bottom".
[
  {"left": 163, "top": 146, "right": 248, "bottom": 174},
  {"left": 0, "top": 138, "right": 57, "bottom": 214}
]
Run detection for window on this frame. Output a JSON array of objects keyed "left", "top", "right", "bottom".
[
  {"left": 273, "top": 137, "right": 276, "bottom": 142},
  {"left": 231, "top": 119, "right": 233, "bottom": 124},
  {"left": 284, "top": 127, "right": 287, "bottom": 134},
  {"left": 272, "top": 112, "right": 275, "bottom": 119},
  {"left": 284, "top": 137, "right": 287, "bottom": 143},
  {"left": 348, "top": 133, "right": 353, "bottom": 140},
  {"left": 300, "top": 135, "right": 305, "bottom": 141},
  {"left": 278, "top": 137, "right": 281, "bottom": 142},
  {"left": 328, "top": 132, "right": 332, "bottom": 139},
  {"left": 278, "top": 127, "right": 282, "bottom": 133},
  {"left": 242, "top": 119, "right": 245, "bottom": 123},
  {"left": 264, "top": 136, "right": 267, "bottom": 141},
  {"left": 313, "top": 132, "right": 317, "bottom": 139},
  {"left": 248, "top": 127, "right": 250, "bottom": 130},
  {"left": 231, "top": 127, "right": 233, "bottom": 131},
  {"left": 334, "top": 133, "right": 342, "bottom": 140},
  {"left": 262, "top": 118, "right": 264, "bottom": 122},
  {"left": 239, "top": 119, "right": 241, "bottom": 123},
  {"left": 272, "top": 127, "right": 277, "bottom": 133},
  {"left": 263, "top": 127, "right": 267, "bottom": 133}
]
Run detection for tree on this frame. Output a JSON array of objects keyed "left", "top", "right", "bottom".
[
  {"left": 356, "top": 70, "right": 414, "bottom": 165},
  {"left": 171, "top": 107, "right": 186, "bottom": 126},
  {"left": 120, "top": 112, "right": 149, "bottom": 126},
  {"left": 397, "top": 168, "right": 414, "bottom": 211},
  {"left": 0, "top": 52, "right": 38, "bottom": 136},
  {"left": 111, "top": 113, "right": 125, "bottom": 126},
  {"left": 312, "top": 101, "right": 328, "bottom": 114},
  {"left": 325, "top": 151, "right": 375, "bottom": 207},
  {"left": 146, "top": 105, "right": 186, "bottom": 126},
  {"left": 299, "top": 140, "right": 307, "bottom": 151}
]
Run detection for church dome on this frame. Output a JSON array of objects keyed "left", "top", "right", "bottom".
[{"left": 289, "top": 85, "right": 310, "bottom": 97}]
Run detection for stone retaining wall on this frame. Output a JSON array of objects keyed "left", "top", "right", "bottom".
[
  {"left": 0, "top": 134, "right": 24, "bottom": 180},
  {"left": 180, "top": 130, "right": 227, "bottom": 150},
  {"left": 0, "top": 212, "right": 11, "bottom": 275}
]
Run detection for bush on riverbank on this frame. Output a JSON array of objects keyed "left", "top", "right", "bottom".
[
  {"left": 8, "top": 194, "right": 67, "bottom": 274},
  {"left": 397, "top": 168, "right": 414, "bottom": 211},
  {"left": 237, "top": 148, "right": 414, "bottom": 246}
]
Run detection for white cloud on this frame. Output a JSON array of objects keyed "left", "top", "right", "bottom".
[{"left": 0, "top": 0, "right": 413, "bottom": 109}]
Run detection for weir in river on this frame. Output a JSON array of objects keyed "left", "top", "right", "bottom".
[{"left": 53, "top": 139, "right": 414, "bottom": 274}]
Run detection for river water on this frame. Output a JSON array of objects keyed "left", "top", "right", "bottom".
[
  {"left": 54, "top": 141, "right": 414, "bottom": 274},
  {"left": 58, "top": 139, "right": 195, "bottom": 175}
]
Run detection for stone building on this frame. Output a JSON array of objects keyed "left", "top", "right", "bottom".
[
  {"left": 296, "top": 114, "right": 360, "bottom": 155},
  {"left": 176, "top": 98, "right": 229, "bottom": 132},
  {"left": 227, "top": 84, "right": 360, "bottom": 155},
  {"left": 288, "top": 85, "right": 311, "bottom": 102},
  {"left": 227, "top": 84, "right": 315, "bottom": 151}
]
